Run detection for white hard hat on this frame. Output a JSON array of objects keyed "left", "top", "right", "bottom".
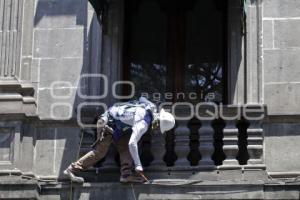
[{"left": 159, "top": 109, "right": 175, "bottom": 133}]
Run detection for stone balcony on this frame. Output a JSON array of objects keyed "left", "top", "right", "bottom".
[
  {"left": 78, "top": 104, "right": 266, "bottom": 182},
  {"left": 2, "top": 104, "right": 300, "bottom": 200}
]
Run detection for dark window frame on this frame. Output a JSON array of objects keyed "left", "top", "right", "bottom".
[{"left": 122, "top": 0, "right": 228, "bottom": 104}]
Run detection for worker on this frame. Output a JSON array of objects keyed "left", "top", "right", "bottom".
[{"left": 64, "top": 97, "right": 175, "bottom": 183}]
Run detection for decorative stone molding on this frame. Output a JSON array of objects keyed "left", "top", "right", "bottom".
[
  {"left": 0, "top": 80, "right": 36, "bottom": 116},
  {"left": 0, "top": 0, "right": 36, "bottom": 116},
  {"left": 0, "top": 0, "right": 23, "bottom": 79}
]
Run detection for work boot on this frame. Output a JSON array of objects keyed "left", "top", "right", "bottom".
[
  {"left": 120, "top": 174, "right": 145, "bottom": 183},
  {"left": 63, "top": 168, "right": 84, "bottom": 183}
]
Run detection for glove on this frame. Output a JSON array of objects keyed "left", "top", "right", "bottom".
[{"left": 135, "top": 165, "right": 143, "bottom": 172}]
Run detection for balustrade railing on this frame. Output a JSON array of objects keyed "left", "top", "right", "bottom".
[{"left": 80, "top": 105, "right": 266, "bottom": 173}]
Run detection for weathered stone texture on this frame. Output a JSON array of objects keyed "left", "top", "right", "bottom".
[
  {"left": 39, "top": 58, "right": 83, "bottom": 88},
  {"left": 34, "top": 127, "right": 56, "bottom": 176},
  {"left": 264, "top": 0, "right": 300, "bottom": 18},
  {"left": 265, "top": 123, "right": 300, "bottom": 172},
  {"left": 31, "top": 58, "right": 40, "bottom": 84},
  {"left": 33, "top": 126, "right": 80, "bottom": 176},
  {"left": 264, "top": 50, "right": 300, "bottom": 83},
  {"left": 33, "top": 0, "right": 88, "bottom": 119},
  {"left": 264, "top": 83, "right": 300, "bottom": 114},
  {"left": 263, "top": 1, "right": 300, "bottom": 115},
  {"left": 274, "top": 20, "right": 300, "bottom": 48},
  {"left": 33, "top": 28, "right": 84, "bottom": 59},
  {"left": 37, "top": 88, "right": 77, "bottom": 120},
  {"left": 19, "top": 124, "right": 35, "bottom": 173},
  {"left": 263, "top": 20, "right": 273, "bottom": 49}
]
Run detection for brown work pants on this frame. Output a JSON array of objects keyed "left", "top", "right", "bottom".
[{"left": 69, "top": 134, "right": 133, "bottom": 177}]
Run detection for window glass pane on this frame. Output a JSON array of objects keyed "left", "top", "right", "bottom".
[
  {"left": 129, "top": 1, "right": 167, "bottom": 103},
  {"left": 185, "top": 0, "right": 225, "bottom": 103}
]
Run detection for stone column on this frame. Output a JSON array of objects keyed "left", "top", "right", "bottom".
[
  {"left": 227, "top": 0, "right": 263, "bottom": 105},
  {"left": 0, "top": 0, "right": 23, "bottom": 79},
  {"left": 245, "top": 0, "right": 263, "bottom": 104}
]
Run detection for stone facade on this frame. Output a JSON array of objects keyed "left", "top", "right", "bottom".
[
  {"left": 262, "top": 0, "right": 300, "bottom": 178},
  {"left": 0, "top": 0, "right": 300, "bottom": 199}
]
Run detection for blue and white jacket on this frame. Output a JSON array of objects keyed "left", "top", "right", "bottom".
[{"left": 100, "top": 97, "right": 157, "bottom": 171}]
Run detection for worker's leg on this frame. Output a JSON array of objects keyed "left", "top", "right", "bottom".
[
  {"left": 64, "top": 130, "right": 112, "bottom": 183},
  {"left": 116, "top": 134, "right": 133, "bottom": 177},
  {"left": 69, "top": 134, "right": 112, "bottom": 173},
  {"left": 116, "top": 134, "right": 145, "bottom": 183}
]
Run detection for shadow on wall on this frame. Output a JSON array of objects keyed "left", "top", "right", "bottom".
[
  {"left": 34, "top": 0, "right": 86, "bottom": 26},
  {"left": 227, "top": 0, "right": 244, "bottom": 105}
]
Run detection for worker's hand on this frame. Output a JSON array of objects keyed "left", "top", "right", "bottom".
[
  {"left": 96, "top": 119, "right": 106, "bottom": 134},
  {"left": 135, "top": 167, "right": 150, "bottom": 182},
  {"left": 104, "top": 125, "right": 113, "bottom": 134},
  {"left": 97, "top": 118, "right": 106, "bottom": 128},
  {"left": 135, "top": 166, "right": 143, "bottom": 173}
]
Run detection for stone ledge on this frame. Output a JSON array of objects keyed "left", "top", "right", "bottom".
[
  {"left": 0, "top": 176, "right": 40, "bottom": 200},
  {"left": 0, "top": 80, "right": 37, "bottom": 116},
  {"left": 39, "top": 179, "right": 300, "bottom": 200},
  {"left": 1, "top": 175, "right": 299, "bottom": 199},
  {"left": 40, "top": 180, "right": 265, "bottom": 200},
  {"left": 0, "top": 80, "right": 35, "bottom": 97},
  {"left": 0, "top": 97, "right": 36, "bottom": 116},
  {"left": 48, "top": 169, "right": 268, "bottom": 184}
]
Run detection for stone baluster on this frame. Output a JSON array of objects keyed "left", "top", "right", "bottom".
[
  {"left": 187, "top": 117, "right": 201, "bottom": 166},
  {"left": 163, "top": 129, "right": 177, "bottom": 167},
  {"left": 243, "top": 105, "right": 265, "bottom": 169},
  {"left": 195, "top": 103, "right": 219, "bottom": 168},
  {"left": 150, "top": 129, "right": 166, "bottom": 168},
  {"left": 220, "top": 106, "right": 240, "bottom": 168},
  {"left": 211, "top": 118, "right": 226, "bottom": 166},
  {"left": 222, "top": 119, "right": 239, "bottom": 167},
  {"left": 198, "top": 120, "right": 215, "bottom": 167},
  {"left": 246, "top": 119, "right": 264, "bottom": 166},
  {"left": 236, "top": 118, "right": 250, "bottom": 165},
  {"left": 174, "top": 119, "right": 190, "bottom": 168}
]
